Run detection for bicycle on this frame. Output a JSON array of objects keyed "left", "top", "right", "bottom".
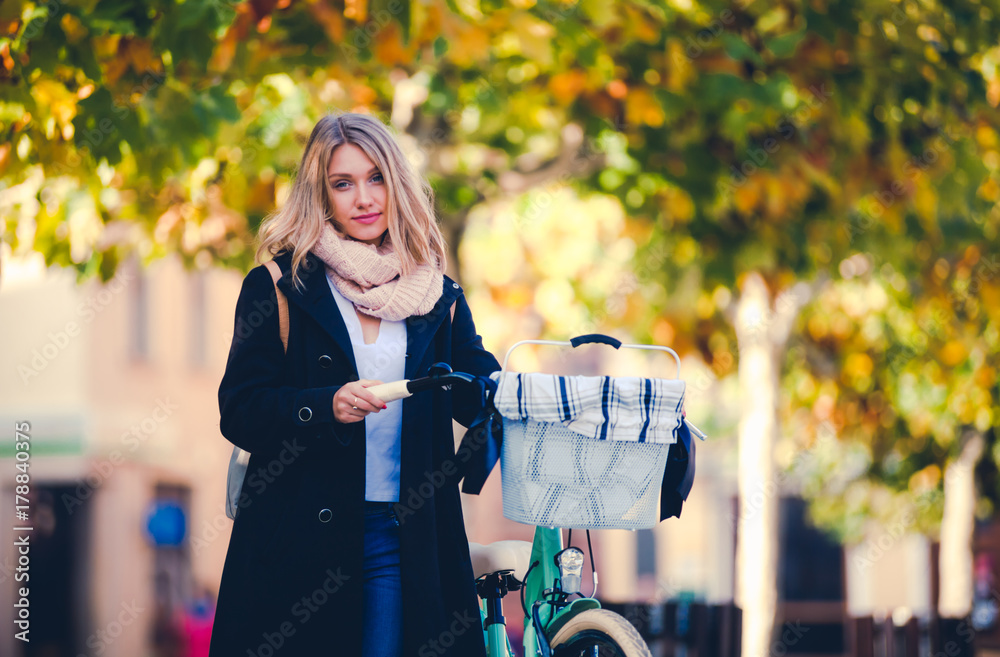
[{"left": 369, "top": 334, "right": 701, "bottom": 657}]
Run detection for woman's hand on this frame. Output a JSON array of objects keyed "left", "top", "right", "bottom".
[{"left": 333, "top": 380, "right": 387, "bottom": 423}]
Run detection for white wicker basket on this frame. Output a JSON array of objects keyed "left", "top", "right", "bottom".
[
  {"left": 497, "top": 336, "right": 683, "bottom": 530},
  {"left": 500, "top": 418, "right": 672, "bottom": 529}
]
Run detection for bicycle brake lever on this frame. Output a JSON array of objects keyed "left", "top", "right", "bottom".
[{"left": 428, "top": 362, "right": 454, "bottom": 377}]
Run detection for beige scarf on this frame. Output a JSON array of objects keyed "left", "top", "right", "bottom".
[{"left": 311, "top": 220, "right": 443, "bottom": 322}]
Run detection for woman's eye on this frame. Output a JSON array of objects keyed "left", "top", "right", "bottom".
[
  {"left": 334, "top": 180, "right": 350, "bottom": 189},
  {"left": 371, "top": 173, "right": 383, "bottom": 184}
]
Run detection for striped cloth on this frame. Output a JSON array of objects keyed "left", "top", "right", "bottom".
[{"left": 490, "top": 371, "right": 685, "bottom": 444}]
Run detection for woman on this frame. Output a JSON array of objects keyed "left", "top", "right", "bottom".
[{"left": 210, "top": 113, "right": 499, "bottom": 657}]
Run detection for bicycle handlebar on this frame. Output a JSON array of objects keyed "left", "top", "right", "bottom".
[{"left": 364, "top": 363, "right": 477, "bottom": 402}]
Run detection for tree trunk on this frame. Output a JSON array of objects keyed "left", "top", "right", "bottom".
[
  {"left": 732, "top": 272, "right": 812, "bottom": 657},
  {"left": 939, "top": 429, "right": 984, "bottom": 617}
]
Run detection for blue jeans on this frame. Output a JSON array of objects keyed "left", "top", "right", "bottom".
[{"left": 362, "top": 502, "right": 402, "bottom": 657}]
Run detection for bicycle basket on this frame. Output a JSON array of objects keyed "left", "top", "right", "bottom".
[{"left": 494, "top": 352, "right": 686, "bottom": 530}]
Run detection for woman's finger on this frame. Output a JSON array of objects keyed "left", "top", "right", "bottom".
[
  {"left": 339, "top": 402, "right": 368, "bottom": 423},
  {"left": 332, "top": 380, "right": 388, "bottom": 422},
  {"left": 334, "top": 386, "right": 373, "bottom": 422},
  {"left": 356, "top": 380, "right": 386, "bottom": 411}
]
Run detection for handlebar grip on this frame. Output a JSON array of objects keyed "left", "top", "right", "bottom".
[
  {"left": 569, "top": 334, "right": 623, "bottom": 349},
  {"left": 365, "top": 380, "right": 411, "bottom": 403}
]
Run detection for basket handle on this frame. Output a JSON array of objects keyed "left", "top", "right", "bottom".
[
  {"left": 501, "top": 338, "right": 682, "bottom": 377},
  {"left": 569, "top": 333, "right": 622, "bottom": 349}
]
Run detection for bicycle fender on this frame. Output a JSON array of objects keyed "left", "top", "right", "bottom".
[{"left": 542, "top": 598, "right": 602, "bottom": 642}]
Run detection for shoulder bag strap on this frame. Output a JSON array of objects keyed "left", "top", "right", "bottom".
[
  {"left": 263, "top": 260, "right": 289, "bottom": 354},
  {"left": 227, "top": 259, "right": 288, "bottom": 521}
]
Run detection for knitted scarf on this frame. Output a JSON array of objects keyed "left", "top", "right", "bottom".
[{"left": 310, "top": 220, "right": 443, "bottom": 322}]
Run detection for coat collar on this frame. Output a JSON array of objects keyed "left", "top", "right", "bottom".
[{"left": 272, "top": 250, "right": 463, "bottom": 380}]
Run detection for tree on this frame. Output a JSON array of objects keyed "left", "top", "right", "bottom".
[{"left": 785, "top": 245, "right": 1000, "bottom": 634}]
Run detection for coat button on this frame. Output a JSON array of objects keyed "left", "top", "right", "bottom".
[
  {"left": 318, "top": 508, "right": 333, "bottom": 523},
  {"left": 298, "top": 407, "right": 313, "bottom": 422},
  {"left": 452, "top": 282, "right": 460, "bottom": 289},
  {"left": 318, "top": 354, "right": 333, "bottom": 368}
]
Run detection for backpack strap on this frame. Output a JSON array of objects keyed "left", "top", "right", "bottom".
[{"left": 263, "top": 260, "right": 289, "bottom": 354}]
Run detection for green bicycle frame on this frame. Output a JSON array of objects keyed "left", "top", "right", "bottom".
[{"left": 479, "top": 526, "right": 603, "bottom": 656}]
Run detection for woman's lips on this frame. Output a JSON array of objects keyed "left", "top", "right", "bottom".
[{"left": 352, "top": 212, "right": 381, "bottom": 225}]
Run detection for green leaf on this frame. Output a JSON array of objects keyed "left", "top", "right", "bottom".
[
  {"left": 765, "top": 27, "right": 806, "bottom": 58},
  {"left": 720, "top": 33, "right": 763, "bottom": 66},
  {"left": 434, "top": 35, "right": 449, "bottom": 57}
]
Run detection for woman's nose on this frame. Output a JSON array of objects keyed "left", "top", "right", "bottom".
[{"left": 356, "top": 184, "right": 372, "bottom": 207}]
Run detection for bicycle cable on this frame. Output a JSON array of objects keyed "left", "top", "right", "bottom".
[
  {"left": 587, "top": 529, "right": 598, "bottom": 598},
  {"left": 520, "top": 559, "right": 539, "bottom": 619}
]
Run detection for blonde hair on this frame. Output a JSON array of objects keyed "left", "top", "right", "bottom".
[{"left": 255, "top": 113, "right": 447, "bottom": 291}]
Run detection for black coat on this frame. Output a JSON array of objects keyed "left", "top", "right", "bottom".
[{"left": 210, "top": 250, "right": 500, "bottom": 657}]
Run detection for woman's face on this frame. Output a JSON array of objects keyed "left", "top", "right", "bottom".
[{"left": 326, "top": 142, "right": 389, "bottom": 245}]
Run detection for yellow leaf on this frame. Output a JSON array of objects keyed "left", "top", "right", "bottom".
[
  {"left": 625, "top": 87, "right": 664, "bottom": 127},
  {"left": 665, "top": 40, "right": 695, "bottom": 93},
  {"left": 980, "top": 283, "right": 1000, "bottom": 315},
  {"left": 989, "top": 77, "right": 1000, "bottom": 107},
  {"left": 350, "top": 84, "right": 378, "bottom": 106},
  {"left": 128, "top": 38, "right": 162, "bottom": 75},
  {"left": 660, "top": 186, "right": 694, "bottom": 224},
  {"left": 102, "top": 54, "right": 128, "bottom": 87},
  {"left": 939, "top": 341, "right": 966, "bottom": 367},
  {"left": 509, "top": 12, "right": 555, "bottom": 66},
  {"left": 977, "top": 176, "right": 1000, "bottom": 202},
  {"left": 30, "top": 79, "right": 77, "bottom": 129},
  {"left": 93, "top": 35, "right": 120, "bottom": 59},
  {"left": 733, "top": 177, "right": 759, "bottom": 215},
  {"left": 623, "top": 4, "right": 660, "bottom": 43},
  {"left": 845, "top": 353, "right": 873, "bottom": 378},
  {"left": 210, "top": 31, "right": 238, "bottom": 73},
  {"left": 977, "top": 124, "right": 998, "bottom": 149},
  {"left": 345, "top": 0, "right": 368, "bottom": 22},
  {"left": 441, "top": 15, "right": 490, "bottom": 66},
  {"left": 807, "top": 315, "right": 828, "bottom": 340},
  {"left": 60, "top": 14, "right": 88, "bottom": 43},
  {"left": 905, "top": 184, "right": 936, "bottom": 239},
  {"left": 908, "top": 464, "right": 941, "bottom": 493},
  {"left": 373, "top": 22, "right": 410, "bottom": 66},
  {"left": 764, "top": 175, "right": 786, "bottom": 219},
  {"left": 549, "top": 70, "right": 589, "bottom": 106}
]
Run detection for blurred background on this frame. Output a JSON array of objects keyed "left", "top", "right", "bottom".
[{"left": 1, "top": 0, "right": 1000, "bottom": 656}]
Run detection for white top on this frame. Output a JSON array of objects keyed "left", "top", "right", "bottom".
[{"left": 326, "top": 274, "right": 406, "bottom": 502}]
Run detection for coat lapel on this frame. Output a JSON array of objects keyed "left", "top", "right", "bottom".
[
  {"left": 273, "top": 251, "right": 357, "bottom": 374},
  {"left": 405, "top": 281, "right": 461, "bottom": 379}
]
